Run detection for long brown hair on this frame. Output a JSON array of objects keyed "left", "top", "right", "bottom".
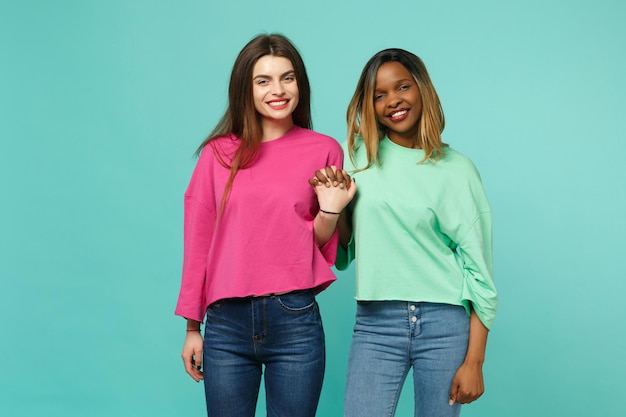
[
  {"left": 346, "top": 49, "right": 445, "bottom": 169},
  {"left": 197, "top": 34, "right": 312, "bottom": 213}
]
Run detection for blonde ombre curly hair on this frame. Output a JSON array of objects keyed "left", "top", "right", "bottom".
[{"left": 346, "top": 49, "right": 446, "bottom": 169}]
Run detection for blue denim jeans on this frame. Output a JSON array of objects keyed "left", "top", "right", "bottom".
[
  {"left": 344, "top": 301, "right": 470, "bottom": 417},
  {"left": 202, "top": 290, "right": 325, "bottom": 417}
]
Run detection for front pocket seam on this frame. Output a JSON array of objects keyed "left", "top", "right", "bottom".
[{"left": 273, "top": 296, "right": 316, "bottom": 313}]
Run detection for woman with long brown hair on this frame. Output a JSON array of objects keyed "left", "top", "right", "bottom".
[{"left": 175, "top": 34, "right": 355, "bottom": 417}]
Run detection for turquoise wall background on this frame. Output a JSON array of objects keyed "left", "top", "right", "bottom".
[{"left": 2, "top": 0, "right": 625, "bottom": 416}]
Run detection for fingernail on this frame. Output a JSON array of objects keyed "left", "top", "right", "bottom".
[{"left": 449, "top": 399, "right": 454, "bottom": 406}]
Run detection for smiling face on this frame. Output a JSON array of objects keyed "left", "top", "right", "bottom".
[
  {"left": 374, "top": 61, "right": 423, "bottom": 148},
  {"left": 252, "top": 55, "right": 299, "bottom": 128}
]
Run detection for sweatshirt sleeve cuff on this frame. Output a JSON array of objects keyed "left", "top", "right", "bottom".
[
  {"left": 461, "top": 282, "right": 497, "bottom": 330},
  {"left": 319, "top": 227, "right": 340, "bottom": 266},
  {"left": 174, "top": 305, "right": 205, "bottom": 324},
  {"left": 335, "top": 232, "right": 355, "bottom": 270}
]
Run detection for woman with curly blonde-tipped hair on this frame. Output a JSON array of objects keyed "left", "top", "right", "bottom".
[{"left": 312, "top": 48, "right": 497, "bottom": 417}]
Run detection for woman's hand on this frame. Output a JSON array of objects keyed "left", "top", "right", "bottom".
[
  {"left": 449, "top": 311, "right": 488, "bottom": 405},
  {"left": 181, "top": 330, "right": 204, "bottom": 382},
  {"left": 448, "top": 360, "right": 484, "bottom": 405},
  {"left": 309, "top": 166, "right": 356, "bottom": 214},
  {"left": 309, "top": 166, "right": 356, "bottom": 246},
  {"left": 309, "top": 166, "right": 353, "bottom": 191}
]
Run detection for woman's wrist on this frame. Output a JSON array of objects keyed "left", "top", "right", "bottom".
[
  {"left": 186, "top": 319, "right": 201, "bottom": 332},
  {"left": 317, "top": 210, "right": 342, "bottom": 222}
]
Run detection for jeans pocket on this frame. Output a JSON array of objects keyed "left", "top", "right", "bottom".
[
  {"left": 273, "top": 290, "right": 316, "bottom": 313},
  {"left": 204, "top": 301, "right": 225, "bottom": 324}
]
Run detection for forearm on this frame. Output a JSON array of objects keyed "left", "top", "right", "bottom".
[
  {"left": 313, "top": 211, "right": 340, "bottom": 246},
  {"left": 448, "top": 308, "right": 488, "bottom": 404},
  {"left": 464, "top": 309, "right": 489, "bottom": 365},
  {"left": 311, "top": 169, "right": 356, "bottom": 247},
  {"left": 337, "top": 210, "right": 352, "bottom": 249}
]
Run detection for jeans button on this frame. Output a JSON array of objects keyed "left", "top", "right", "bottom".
[
  {"left": 410, "top": 304, "right": 416, "bottom": 311},
  {"left": 411, "top": 316, "right": 417, "bottom": 323}
]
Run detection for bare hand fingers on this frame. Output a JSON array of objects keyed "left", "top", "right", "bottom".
[
  {"left": 182, "top": 355, "right": 201, "bottom": 381},
  {"left": 308, "top": 178, "right": 320, "bottom": 188},
  {"left": 182, "top": 333, "right": 205, "bottom": 382},
  {"left": 456, "top": 387, "right": 483, "bottom": 404},
  {"left": 314, "top": 170, "right": 331, "bottom": 187},
  {"left": 185, "top": 356, "right": 203, "bottom": 382},
  {"left": 324, "top": 166, "right": 338, "bottom": 186},
  {"left": 334, "top": 169, "right": 347, "bottom": 189},
  {"left": 192, "top": 349, "right": 202, "bottom": 372},
  {"left": 347, "top": 179, "right": 357, "bottom": 197},
  {"left": 341, "top": 170, "right": 352, "bottom": 190},
  {"left": 449, "top": 383, "right": 459, "bottom": 406}
]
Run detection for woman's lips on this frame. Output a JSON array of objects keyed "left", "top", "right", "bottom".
[
  {"left": 267, "top": 99, "right": 289, "bottom": 110},
  {"left": 388, "top": 109, "right": 409, "bottom": 122}
]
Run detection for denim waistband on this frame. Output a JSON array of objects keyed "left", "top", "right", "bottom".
[{"left": 219, "top": 289, "right": 314, "bottom": 303}]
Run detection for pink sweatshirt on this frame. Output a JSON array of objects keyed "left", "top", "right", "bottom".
[{"left": 175, "top": 126, "right": 343, "bottom": 322}]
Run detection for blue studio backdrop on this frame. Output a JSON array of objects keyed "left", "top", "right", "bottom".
[{"left": 1, "top": 1, "right": 625, "bottom": 416}]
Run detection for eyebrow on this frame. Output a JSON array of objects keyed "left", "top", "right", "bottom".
[
  {"left": 374, "top": 78, "right": 414, "bottom": 91},
  {"left": 253, "top": 69, "right": 296, "bottom": 80}
]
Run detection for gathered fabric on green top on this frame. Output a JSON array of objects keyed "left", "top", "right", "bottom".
[{"left": 336, "top": 137, "right": 497, "bottom": 329}]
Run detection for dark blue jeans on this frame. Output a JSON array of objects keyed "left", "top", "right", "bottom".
[{"left": 203, "top": 290, "right": 325, "bottom": 417}]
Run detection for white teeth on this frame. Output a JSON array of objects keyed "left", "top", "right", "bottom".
[
  {"left": 269, "top": 100, "right": 288, "bottom": 107},
  {"left": 390, "top": 110, "right": 407, "bottom": 118}
]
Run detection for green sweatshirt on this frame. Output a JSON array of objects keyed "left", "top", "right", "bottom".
[{"left": 336, "top": 137, "right": 497, "bottom": 329}]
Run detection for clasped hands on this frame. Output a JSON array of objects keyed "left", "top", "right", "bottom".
[{"left": 309, "top": 166, "right": 356, "bottom": 214}]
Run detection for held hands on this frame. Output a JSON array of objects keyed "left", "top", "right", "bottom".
[
  {"left": 308, "top": 166, "right": 356, "bottom": 214},
  {"left": 181, "top": 331, "right": 204, "bottom": 382}
]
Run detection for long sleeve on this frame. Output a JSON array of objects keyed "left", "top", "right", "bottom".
[
  {"left": 175, "top": 149, "right": 217, "bottom": 322},
  {"left": 175, "top": 195, "right": 216, "bottom": 322},
  {"left": 174, "top": 127, "right": 342, "bottom": 316},
  {"left": 458, "top": 211, "right": 497, "bottom": 330},
  {"left": 341, "top": 139, "right": 497, "bottom": 325},
  {"left": 318, "top": 227, "right": 340, "bottom": 266},
  {"left": 335, "top": 209, "right": 355, "bottom": 271}
]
